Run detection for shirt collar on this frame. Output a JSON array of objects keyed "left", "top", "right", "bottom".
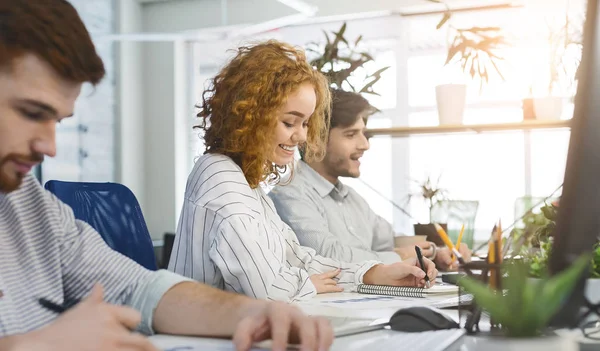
[{"left": 297, "top": 161, "right": 349, "bottom": 200}]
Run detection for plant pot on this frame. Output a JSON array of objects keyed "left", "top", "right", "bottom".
[
  {"left": 522, "top": 97, "right": 536, "bottom": 120},
  {"left": 533, "top": 96, "right": 564, "bottom": 120},
  {"left": 585, "top": 278, "right": 600, "bottom": 304},
  {"left": 470, "top": 334, "right": 577, "bottom": 351},
  {"left": 435, "top": 84, "right": 467, "bottom": 125},
  {"left": 414, "top": 223, "right": 447, "bottom": 247}
]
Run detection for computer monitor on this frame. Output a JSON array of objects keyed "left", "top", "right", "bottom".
[{"left": 549, "top": 0, "right": 600, "bottom": 327}]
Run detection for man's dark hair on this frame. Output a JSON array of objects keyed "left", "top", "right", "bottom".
[
  {"left": 0, "top": 0, "right": 105, "bottom": 85},
  {"left": 329, "top": 88, "right": 378, "bottom": 129}
]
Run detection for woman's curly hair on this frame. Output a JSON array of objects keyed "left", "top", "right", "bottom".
[{"left": 196, "top": 40, "right": 331, "bottom": 188}]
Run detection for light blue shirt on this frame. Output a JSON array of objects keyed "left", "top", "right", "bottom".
[{"left": 270, "top": 161, "right": 402, "bottom": 265}]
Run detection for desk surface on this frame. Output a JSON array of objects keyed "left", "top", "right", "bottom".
[
  {"left": 150, "top": 329, "right": 589, "bottom": 351},
  {"left": 150, "top": 292, "right": 599, "bottom": 351}
]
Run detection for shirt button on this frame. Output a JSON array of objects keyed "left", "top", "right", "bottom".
[
  {"left": 337, "top": 202, "right": 342, "bottom": 206},
  {"left": 0, "top": 290, "right": 3, "bottom": 298},
  {"left": 348, "top": 226, "right": 354, "bottom": 230}
]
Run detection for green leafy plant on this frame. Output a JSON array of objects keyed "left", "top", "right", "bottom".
[
  {"left": 512, "top": 201, "right": 600, "bottom": 278},
  {"left": 529, "top": 239, "right": 553, "bottom": 278},
  {"left": 426, "top": 0, "right": 510, "bottom": 89},
  {"left": 510, "top": 202, "right": 557, "bottom": 251},
  {"left": 460, "top": 254, "right": 590, "bottom": 337},
  {"left": 306, "top": 22, "right": 390, "bottom": 95},
  {"left": 528, "top": 239, "right": 600, "bottom": 279}
]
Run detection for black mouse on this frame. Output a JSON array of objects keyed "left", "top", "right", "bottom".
[{"left": 388, "top": 306, "right": 460, "bottom": 332}]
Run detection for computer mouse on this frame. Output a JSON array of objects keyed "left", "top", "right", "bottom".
[{"left": 388, "top": 306, "right": 460, "bottom": 332}]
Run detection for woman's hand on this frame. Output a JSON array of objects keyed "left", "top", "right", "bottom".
[
  {"left": 363, "top": 258, "right": 438, "bottom": 288},
  {"left": 309, "top": 269, "right": 343, "bottom": 294}
]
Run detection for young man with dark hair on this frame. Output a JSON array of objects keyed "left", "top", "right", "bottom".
[
  {"left": 0, "top": 2, "right": 332, "bottom": 350},
  {"left": 270, "top": 89, "right": 471, "bottom": 270}
]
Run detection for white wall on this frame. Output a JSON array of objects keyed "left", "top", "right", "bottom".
[{"left": 44, "top": 0, "right": 115, "bottom": 184}]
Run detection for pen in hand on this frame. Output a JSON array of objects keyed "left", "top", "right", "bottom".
[
  {"left": 414, "top": 245, "right": 431, "bottom": 288},
  {"left": 38, "top": 297, "right": 80, "bottom": 314}
]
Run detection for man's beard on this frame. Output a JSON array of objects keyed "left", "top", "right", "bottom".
[
  {"left": 0, "top": 153, "right": 44, "bottom": 193},
  {"left": 327, "top": 156, "right": 358, "bottom": 179}
]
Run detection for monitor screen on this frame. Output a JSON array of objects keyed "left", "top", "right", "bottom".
[{"left": 549, "top": 0, "right": 600, "bottom": 327}]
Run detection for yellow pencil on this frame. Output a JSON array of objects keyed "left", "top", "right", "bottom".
[
  {"left": 456, "top": 224, "right": 465, "bottom": 248},
  {"left": 452, "top": 224, "right": 465, "bottom": 263},
  {"left": 434, "top": 223, "right": 465, "bottom": 264},
  {"left": 434, "top": 223, "right": 455, "bottom": 250}
]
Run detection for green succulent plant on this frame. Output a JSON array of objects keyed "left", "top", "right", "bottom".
[{"left": 460, "top": 254, "right": 590, "bottom": 337}]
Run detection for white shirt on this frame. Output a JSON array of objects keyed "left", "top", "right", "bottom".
[
  {"left": 0, "top": 174, "right": 188, "bottom": 337},
  {"left": 168, "top": 153, "right": 380, "bottom": 302}
]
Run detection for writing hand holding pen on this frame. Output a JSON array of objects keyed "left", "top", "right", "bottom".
[
  {"left": 364, "top": 257, "right": 438, "bottom": 288},
  {"left": 34, "top": 284, "right": 158, "bottom": 351},
  {"left": 415, "top": 245, "right": 431, "bottom": 288}
]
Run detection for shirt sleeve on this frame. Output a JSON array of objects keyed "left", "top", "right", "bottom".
[
  {"left": 209, "top": 214, "right": 318, "bottom": 302},
  {"left": 271, "top": 187, "right": 401, "bottom": 264},
  {"left": 281, "top": 223, "right": 381, "bottom": 291},
  {"left": 54, "top": 193, "right": 190, "bottom": 335}
]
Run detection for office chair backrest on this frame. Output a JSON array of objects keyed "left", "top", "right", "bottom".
[{"left": 45, "top": 180, "right": 157, "bottom": 270}]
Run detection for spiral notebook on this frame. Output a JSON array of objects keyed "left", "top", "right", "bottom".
[{"left": 357, "top": 284, "right": 459, "bottom": 298}]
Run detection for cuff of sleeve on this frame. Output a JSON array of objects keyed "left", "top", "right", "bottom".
[
  {"left": 354, "top": 260, "right": 381, "bottom": 286},
  {"left": 129, "top": 269, "right": 194, "bottom": 335},
  {"left": 292, "top": 280, "right": 318, "bottom": 302},
  {"left": 377, "top": 251, "right": 402, "bottom": 264}
]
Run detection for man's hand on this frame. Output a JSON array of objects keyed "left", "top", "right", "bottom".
[
  {"left": 310, "top": 269, "right": 344, "bottom": 294},
  {"left": 233, "top": 301, "right": 334, "bottom": 351},
  {"left": 363, "top": 258, "right": 438, "bottom": 288},
  {"left": 394, "top": 241, "right": 435, "bottom": 260},
  {"left": 25, "top": 284, "right": 157, "bottom": 351},
  {"left": 434, "top": 243, "right": 472, "bottom": 271}
]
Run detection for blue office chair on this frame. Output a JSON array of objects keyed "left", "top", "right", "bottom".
[{"left": 45, "top": 180, "right": 158, "bottom": 270}]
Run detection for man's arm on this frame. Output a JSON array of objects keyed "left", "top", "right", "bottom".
[
  {"left": 153, "top": 281, "right": 334, "bottom": 351},
  {"left": 271, "top": 189, "right": 400, "bottom": 264},
  {"left": 0, "top": 336, "right": 22, "bottom": 351},
  {"left": 153, "top": 281, "right": 261, "bottom": 336}
]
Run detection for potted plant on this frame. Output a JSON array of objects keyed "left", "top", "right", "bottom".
[
  {"left": 533, "top": 15, "right": 583, "bottom": 120},
  {"left": 306, "top": 22, "right": 389, "bottom": 96},
  {"left": 427, "top": 0, "right": 509, "bottom": 125},
  {"left": 510, "top": 202, "right": 557, "bottom": 252},
  {"left": 459, "top": 254, "right": 589, "bottom": 348},
  {"left": 510, "top": 201, "right": 600, "bottom": 305},
  {"left": 406, "top": 175, "right": 450, "bottom": 246}
]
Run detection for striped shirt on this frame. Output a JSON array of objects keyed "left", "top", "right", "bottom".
[
  {"left": 168, "top": 153, "right": 380, "bottom": 302},
  {"left": 0, "top": 174, "right": 189, "bottom": 337},
  {"left": 269, "top": 161, "right": 401, "bottom": 264}
]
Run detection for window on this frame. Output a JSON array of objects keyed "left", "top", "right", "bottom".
[{"left": 403, "top": 5, "right": 579, "bottom": 241}]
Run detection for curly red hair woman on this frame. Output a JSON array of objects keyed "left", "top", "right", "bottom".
[
  {"left": 197, "top": 40, "right": 330, "bottom": 187},
  {"left": 170, "top": 40, "right": 438, "bottom": 302}
]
